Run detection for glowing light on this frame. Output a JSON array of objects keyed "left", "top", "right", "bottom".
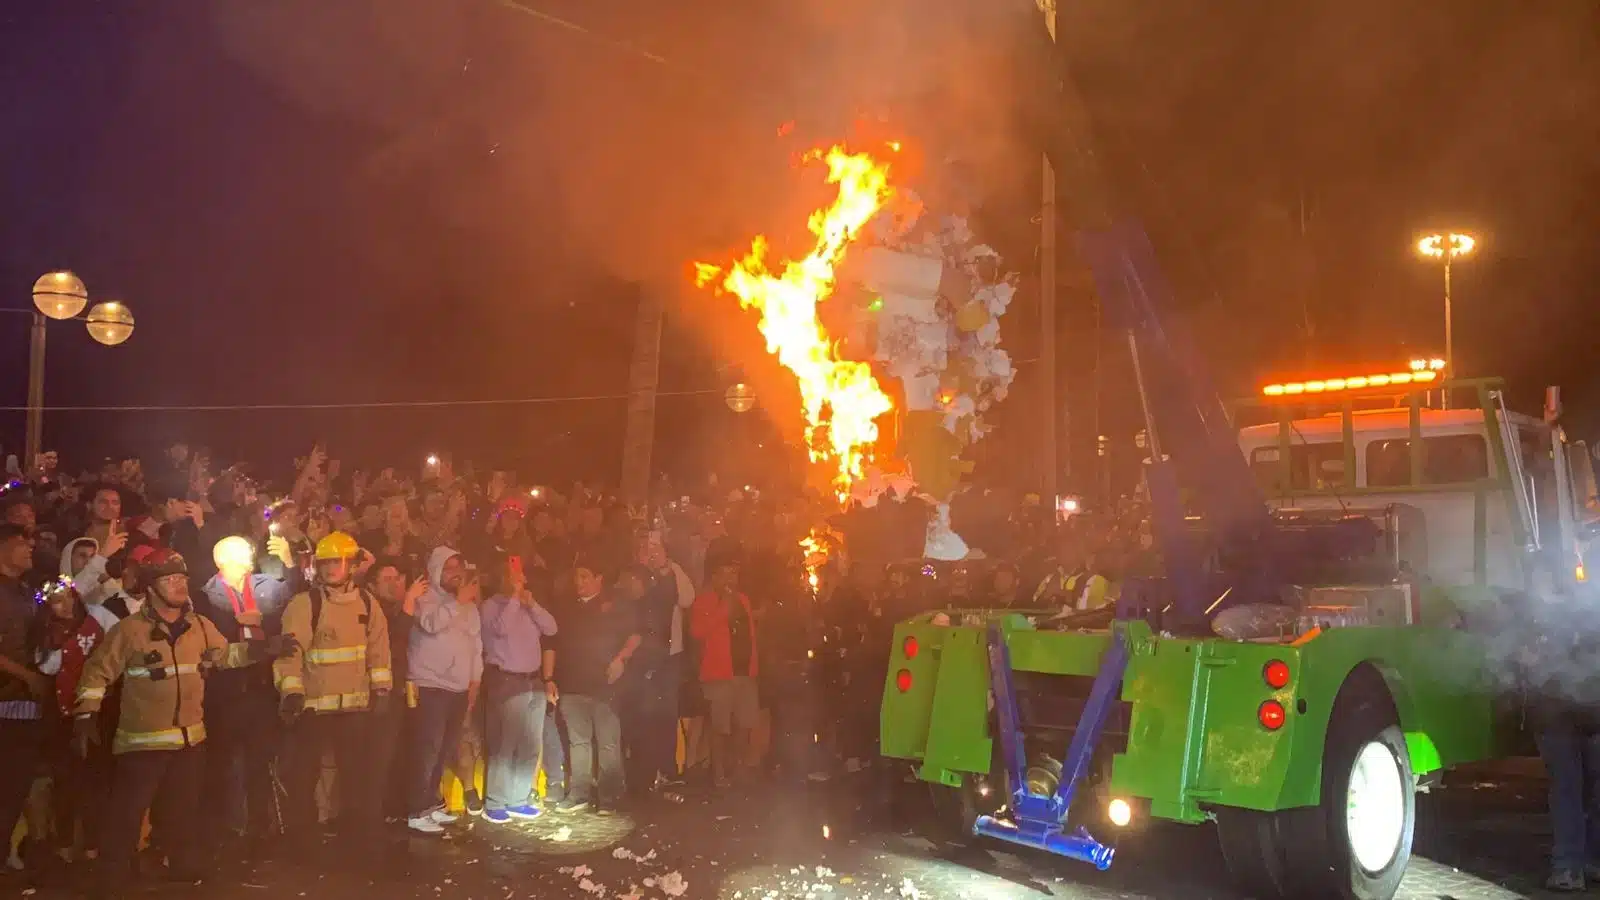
[
  {"left": 800, "top": 529, "right": 830, "bottom": 592},
  {"left": 695, "top": 146, "right": 897, "bottom": 503},
  {"left": 822, "top": 824, "right": 831, "bottom": 839},
  {"left": 1262, "top": 369, "right": 1436, "bottom": 398},
  {"left": 902, "top": 635, "right": 919, "bottom": 659},
  {"left": 1417, "top": 233, "right": 1475, "bottom": 259},
  {"left": 1108, "top": 799, "right": 1132, "bottom": 828},
  {"left": 1409, "top": 358, "right": 1448, "bottom": 372}
]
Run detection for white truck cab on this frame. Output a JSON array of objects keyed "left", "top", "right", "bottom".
[{"left": 1236, "top": 379, "right": 1599, "bottom": 594}]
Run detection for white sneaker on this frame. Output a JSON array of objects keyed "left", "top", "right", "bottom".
[
  {"left": 406, "top": 816, "right": 445, "bottom": 835},
  {"left": 429, "top": 808, "right": 460, "bottom": 825}
]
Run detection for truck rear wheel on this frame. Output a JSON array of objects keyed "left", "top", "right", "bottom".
[
  {"left": 927, "top": 769, "right": 1004, "bottom": 849},
  {"left": 1216, "top": 687, "right": 1415, "bottom": 900}
]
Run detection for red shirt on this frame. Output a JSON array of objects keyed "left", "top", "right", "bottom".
[{"left": 690, "top": 589, "right": 758, "bottom": 682}]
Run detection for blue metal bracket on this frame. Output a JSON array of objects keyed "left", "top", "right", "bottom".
[{"left": 973, "top": 624, "right": 1129, "bottom": 871}]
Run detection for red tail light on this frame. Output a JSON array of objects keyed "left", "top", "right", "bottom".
[
  {"left": 1258, "top": 700, "right": 1286, "bottom": 730},
  {"left": 1263, "top": 659, "right": 1291, "bottom": 689},
  {"left": 902, "top": 635, "right": 920, "bottom": 659},
  {"left": 895, "top": 669, "right": 913, "bottom": 693}
]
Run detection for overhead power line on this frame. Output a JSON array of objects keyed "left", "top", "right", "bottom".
[
  {"left": 490, "top": 0, "right": 671, "bottom": 65},
  {"left": 0, "top": 388, "right": 722, "bottom": 413}
]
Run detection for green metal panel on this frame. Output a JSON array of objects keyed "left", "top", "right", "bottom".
[{"left": 881, "top": 609, "right": 1507, "bottom": 824}]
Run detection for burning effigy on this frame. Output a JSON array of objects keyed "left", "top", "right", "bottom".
[{"left": 695, "top": 140, "right": 1017, "bottom": 562}]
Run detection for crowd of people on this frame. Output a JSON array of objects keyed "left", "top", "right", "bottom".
[{"left": 0, "top": 442, "right": 1139, "bottom": 899}]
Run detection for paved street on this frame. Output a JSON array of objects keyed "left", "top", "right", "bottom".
[{"left": 14, "top": 762, "right": 1552, "bottom": 900}]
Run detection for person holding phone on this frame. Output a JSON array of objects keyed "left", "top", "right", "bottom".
[
  {"left": 403, "top": 546, "right": 483, "bottom": 835},
  {"left": 479, "top": 555, "right": 558, "bottom": 823}
]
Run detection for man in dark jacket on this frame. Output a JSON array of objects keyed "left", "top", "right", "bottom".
[
  {"left": 550, "top": 560, "right": 641, "bottom": 812},
  {"left": 0, "top": 524, "right": 47, "bottom": 870},
  {"left": 370, "top": 557, "right": 420, "bottom": 821}
]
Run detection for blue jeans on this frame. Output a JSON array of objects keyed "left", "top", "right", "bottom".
[
  {"left": 1537, "top": 719, "right": 1600, "bottom": 871},
  {"left": 625, "top": 655, "right": 681, "bottom": 788},
  {"left": 407, "top": 687, "right": 468, "bottom": 817},
  {"left": 205, "top": 678, "right": 280, "bottom": 838},
  {"left": 564, "top": 694, "right": 624, "bottom": 805},
  {"left": 484, "top": 670, "right": 548, "bottom": 811},
  {"left": 542, "top": 702, "right": 567, "bottom": 801}
]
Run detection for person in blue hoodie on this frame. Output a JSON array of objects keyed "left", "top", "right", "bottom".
[
  {"left": 404, "top": 546, "right": 483, "bottom": 835},
  {"left": 197, "top": 532, "right": 302, "bottom": 857}
]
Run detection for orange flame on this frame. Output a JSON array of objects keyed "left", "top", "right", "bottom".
[{"left": 696, "top": 146, "right": 896, "bottom": 503}]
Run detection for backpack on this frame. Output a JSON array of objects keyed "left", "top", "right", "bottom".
[{"left": 308, "top": 586, "right": 374, "bottom": 636}]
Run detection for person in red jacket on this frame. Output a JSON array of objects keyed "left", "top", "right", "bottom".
[
  {"left": 33, "top": 577, "right": 117, "bottom": 859},
  {"left": 690, "top": 555, "right": 759, "bottom": 789}
]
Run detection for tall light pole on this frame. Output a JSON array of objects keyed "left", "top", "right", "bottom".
[
  {"left": 1416, "top": 232, "right": 1475, "bottom": 382},
  {"left": 1037, "top": 0, "right": 1060, "bottom": 500},
  {"left": 13, "top": 271, "right": 136, "bottom": 466}
]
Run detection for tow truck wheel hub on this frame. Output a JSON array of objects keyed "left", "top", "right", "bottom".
[{"left": 1346, "top": 739, "right": 1407, "bottom": 873}]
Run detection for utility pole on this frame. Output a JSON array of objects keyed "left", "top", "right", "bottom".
[
  {"left": 1038, "top": 0, "right": 1060, "bottom": 500},
  {"left": 25, "top": 312, "right": 46, "bottom": 466},
  {"left": 620, "top": 282, "right": 664, "bottom": 512}
]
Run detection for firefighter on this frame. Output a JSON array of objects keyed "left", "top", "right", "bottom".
[
  {"left": 274, "top": 531, "right": 391, "bottom": 855},
  {"left": 73, "top": 548, "right": 281, "bottom": 898}
]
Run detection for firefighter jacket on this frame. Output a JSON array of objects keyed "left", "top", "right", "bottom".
[
  {"left": 273, "top": 584, "right": 392, "bottom": 713},
  {"left": 75, "top": 603, "right": 256, "bottom": 754}
]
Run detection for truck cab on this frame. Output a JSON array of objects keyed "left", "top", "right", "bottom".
[{"left": 1235, "top": 372, "right": 1599, "bottom": 595}]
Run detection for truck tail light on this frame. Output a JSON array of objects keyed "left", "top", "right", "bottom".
[
  {"left": 1258, "top": 700, "right": 1286, "bottom": 730},
  {"left": 1263, "top": 659, "right": 1291, "bottom": 689},
  {"left": 895, "top": 669, "right": 913, "bottom": 693},
  {"left": 902, "top": 635, "right": 919, "bottom": 659}
]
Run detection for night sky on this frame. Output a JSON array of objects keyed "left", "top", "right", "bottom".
[{"left": 1, "top": 1, "right": 1595, "bottom": 490}]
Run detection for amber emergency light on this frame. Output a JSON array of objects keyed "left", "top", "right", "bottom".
[{"left": 1261, "top": 361, "right": 1442, "bottom": 398}]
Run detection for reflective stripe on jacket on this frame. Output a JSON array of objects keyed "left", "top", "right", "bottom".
[
  {"left": 75, "top": 604, "right": 255, "bottom": 754},
  {"left": 274, "top": 585, "right": 391, "bottom": 713}
]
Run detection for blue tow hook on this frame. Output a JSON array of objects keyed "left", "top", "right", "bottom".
[{"left": 977, "top": 623, "right": 1129, "bottom": 872}]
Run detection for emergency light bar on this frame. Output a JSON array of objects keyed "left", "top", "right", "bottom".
[{"left": 1261, "top": 368, "right": 1437, "bottom": 397}]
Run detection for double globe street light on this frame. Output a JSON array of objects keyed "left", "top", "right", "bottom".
[{"left": 16, "top": 271, "right": 135, "bottom": 464}]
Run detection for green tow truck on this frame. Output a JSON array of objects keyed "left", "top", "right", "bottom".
[
  {"left": 882, "top": 357, "right": 1598, "bottom": 899},
  {"left": 874, "top": 5, "right": 1600, "bottom": 896}
]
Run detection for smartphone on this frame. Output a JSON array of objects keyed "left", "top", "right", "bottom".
[{"left": 508, "top": 555, "right": 525, "bottom": 583}]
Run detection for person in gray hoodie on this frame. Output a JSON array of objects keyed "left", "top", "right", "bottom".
[
  {"left": 404, "top": 546, "right": 484, "bottom": 835},
  {"left": 62, "top": 534, "right": 129, "bottom": 610}
]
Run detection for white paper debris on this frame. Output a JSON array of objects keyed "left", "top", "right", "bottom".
[
  {"left": 549, "top": 826, "right": 574, "bottom": 842},
  {"left": 658, "top": 871, "right": 689, "bottom": 897},
  {"left": 900, "top": 877, "right": 922, "bottom": 899}
]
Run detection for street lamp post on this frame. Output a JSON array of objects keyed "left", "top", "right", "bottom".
[
  {"left": 16, "top": 272, "right": 135, "bottom": 465},
  {"left": 1416, "top": 233, "right": 1475, "bottom": 382}
]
